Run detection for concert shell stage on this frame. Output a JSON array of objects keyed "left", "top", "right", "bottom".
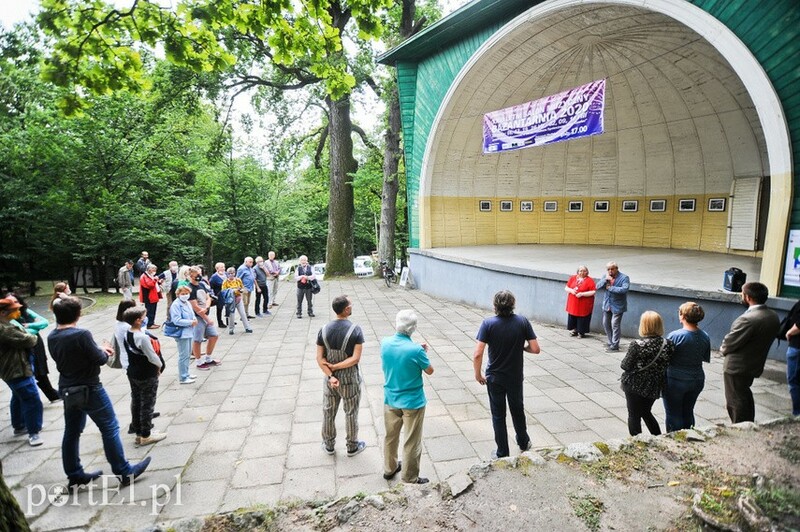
[{"left": 409, "top": 245, "right": 791, "bottom": 361}]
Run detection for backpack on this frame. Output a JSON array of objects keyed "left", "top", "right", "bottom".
[{"left": 124, "top": 331, "right": 166, "bottom": 372}]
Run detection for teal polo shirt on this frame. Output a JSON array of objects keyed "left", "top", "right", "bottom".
[{"left": 381, "top": 333, "right": 431, "bottom": 410}]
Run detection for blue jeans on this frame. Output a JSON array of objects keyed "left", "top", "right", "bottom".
[
  {"left": 175, "top": 337, "right": 192, "bottom": 380},
  {"left": 62, "top": 385, "right": 131, "bottom": 478},
  {"left": 663, "top": 373, "right": 704, "bottom": 431},
  {"left": 486, "top": 378, "right": 529, "bottom": 457},
  {"left": 6, "top": 376, "right": 43, "bottom": 435},
  {"left": 787, "top": 346, "right": 800, "bottom": 416}
]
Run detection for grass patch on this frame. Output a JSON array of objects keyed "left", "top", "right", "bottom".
[
  {"left": 568, "top": 492, "right": 604, "bottom": 531},
  {"left": 753, "top": 485, "right": 800, "bottom": 527},
  {"left": 776, "top": 436, "right": 800, "bottom": 465},
  {"left": 581, "top": 444, "right": 650, "bottom": 483},
  {"left": 697, "top": 490, "right": 740, "bottom": 526}
]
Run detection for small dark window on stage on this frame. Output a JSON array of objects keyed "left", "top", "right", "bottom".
[
  {"left": 500, "top": 200, "right": 513, "bottom": 212},
  {"left": 679, "top": 199, "right": 696, "bottom": 212},
  {"left": 622, "top": 200, "right": 638, "bottom": 212},
  {"left": 708, "top": 198, "right": 726, "bottom": 212},
  {"left": 594, "top": 201, "right": 609, "bottom": 212},
  {"left": 520, "top": 201, "right": 533, "bottom": 212},
  {"left": 479, "top": 200, "right": 491, "bottom": 212},
  {"left": 568, "top": 201, "right": 583, "bottom": 212},
  {"left": 543, "top": 201, "right": 557, "bottom": 212},
  {"left": 649, "top": 199, "right": 666, "bottom": 212}
]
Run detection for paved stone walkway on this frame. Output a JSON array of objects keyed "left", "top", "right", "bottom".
[{"left": 1, "top": 278, "right": 792, "bottom": 531}]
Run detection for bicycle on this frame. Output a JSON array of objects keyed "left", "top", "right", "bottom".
[{"left": 380, "top": 260, "right": 397, "bottom": 288}]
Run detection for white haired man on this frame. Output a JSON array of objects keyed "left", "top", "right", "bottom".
[{"left": 381, "top": 310, "right": 434, "bottom": 484}]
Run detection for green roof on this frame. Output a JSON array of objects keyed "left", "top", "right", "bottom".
[{"left": 377, "top": 0, "right": 537, "bottom": 64}]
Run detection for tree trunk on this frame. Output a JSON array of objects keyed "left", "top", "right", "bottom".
[
  {"left": 325, "top": 93, "right": 358, "bottom": 275},
  {"left": 378, "top": 83, "right": 401, "bottom": 266},
  {"left": 378, "top": 0, "right": 419, "bottom": 266}
]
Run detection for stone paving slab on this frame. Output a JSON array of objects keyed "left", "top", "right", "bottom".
[{"left": 0, "top": 277, "right": 792, "bottom": 530}]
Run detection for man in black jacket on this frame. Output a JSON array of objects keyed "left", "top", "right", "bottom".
[{"left": 48, "top": 297, "right": 151, "bottom": 488}]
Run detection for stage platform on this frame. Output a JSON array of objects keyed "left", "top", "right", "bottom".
[{"left": 408, "top": 245, "right": 790, "bottom": 361}]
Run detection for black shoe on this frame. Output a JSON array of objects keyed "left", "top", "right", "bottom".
[
  {"left": 68, "top": 470, "right": 103, "bottom": 490},
  {"left": 297, "top": 315, "right": 302, "bottom": 319},
  {"left": 569, "top": 330, "right": 578, "bottom": 337},
  {"left": 246, "top": 315, "right": 256, "bottom": 319},
  {"left": 119, "top": 457, "right": 151, "bottom": 486},
  {"left": 383, "top": 461, "right": 402, "bottom": 480},
  {"left": 308, "top": 313, "right": 315, "bottom": 317},
  {"left": 152, "top": 412, "right": 160, "bottom": 419},
  {"left": 412, "top": 477, "right": 429, "bottom": 484}
]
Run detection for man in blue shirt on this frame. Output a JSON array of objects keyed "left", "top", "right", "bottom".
[
  {"left": 596, "top": 261, "right": 630, "bottom": 352},
  {"left": 474, "top": 290, "right": 539, "bottom": 459},
  {"left": 381, "top": 310, "right": 434, "bottom": 484},
  {"left": 236, "top": 257, "right": 256, "bottom": 318}
]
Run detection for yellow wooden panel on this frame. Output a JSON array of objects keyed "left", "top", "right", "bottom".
[
  {"left": 613, "top": 197, "right": 644, "bottom": 246},
  {"left": 563, "top": 197, "right": 590, "bottom": 244},
  {"left": 670, "top": 196, "right": 703, "bottom": 249},
  {"left": 588, "top": 198, "right": 616, "bottom": 244},
  {"left": 425, "top": 193, "right": 746, "bottom": 256},
  {"left": 642, "top": 196, "right": 673, "bottom": 248},
  {"left": 700, "top": 194, "right": 730, "bottom": 252},
  {"left": 539, "top": 197, "right": 565, "bottom": 243}
]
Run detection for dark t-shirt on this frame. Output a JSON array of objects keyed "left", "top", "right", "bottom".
[
  {"left": 788, "top": 300, "right": 800, "bottom": 349},
  {"left": 316, "top": 319, "right": 365, "bottom": 356},
  {"left": 476, "top": 314, "right": 536, "bottom": 384},
  {"left": 47, "top": 327, "right": 108, "bottom": 389},
  {"left": 189, "top": 282, "right": 208, "bottom": 317}
]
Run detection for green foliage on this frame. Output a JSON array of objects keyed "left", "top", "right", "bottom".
[
  {"left": 38, "top": 0, "right": 391, "bottom": 111},
  {"left": 0, "top": 25, "right": 333, "bottom": 290},
  {"left": 752, "top": 485, "right": 800, "bottom": 525},
  {"left": 568, "top": 492, "right": 605, "bottom": 531}
]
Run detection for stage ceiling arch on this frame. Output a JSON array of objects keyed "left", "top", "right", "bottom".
[{"left": 380, "top": 0, "right": 798, "bottom": 295}]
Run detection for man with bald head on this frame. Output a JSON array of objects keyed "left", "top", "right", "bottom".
[{"left": 596, "top": 261, "right": 630, "bottom": 352}]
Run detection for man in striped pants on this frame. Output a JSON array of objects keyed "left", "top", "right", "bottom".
[{"left": 316, "top": 295, "right": 366, "bottom": 457}]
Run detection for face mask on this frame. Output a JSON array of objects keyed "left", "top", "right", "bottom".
[{"left": 179, "top": 294, "right": 190, "bottom": 302}]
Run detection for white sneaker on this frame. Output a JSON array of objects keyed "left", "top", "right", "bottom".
[
  {"left": 180, "top": 376, "right": 197, "bottom": 384},
  {"left": 29, "top": 434, "right": 43, "bottom": 447}
]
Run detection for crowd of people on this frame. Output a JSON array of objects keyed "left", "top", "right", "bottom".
[
  {"left": 562, "top": 262, "right": 788, "bottom": 437},
  {"left": 0, "top": 252, "right": 796, "bottom": 507}
]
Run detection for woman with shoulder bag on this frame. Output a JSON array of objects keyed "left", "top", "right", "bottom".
[
  {"left": 169, "top": 285, "right": 197, "bottom": 385},
  {"left": 620, "top": 311, "right": 674, "bottom": 436}
]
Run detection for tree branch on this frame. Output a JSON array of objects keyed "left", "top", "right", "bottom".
[
  {"left": 351, "top": 124, "right": 376, "bottom": 151},
  {"left": 315, "top": 126, "right": 329, "bottom": 169}
]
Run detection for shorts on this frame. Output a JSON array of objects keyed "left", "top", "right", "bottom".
[{"left": 193, "top": 318, "right": 219, "bottom": 342}]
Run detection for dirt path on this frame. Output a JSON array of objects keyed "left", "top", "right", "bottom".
[{"left": 191, "top": 419, "right": 799, "bottom": 532}]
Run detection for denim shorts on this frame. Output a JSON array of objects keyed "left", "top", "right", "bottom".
[{"left": 193, "top": 318, "right": 219, "bottom": 342}]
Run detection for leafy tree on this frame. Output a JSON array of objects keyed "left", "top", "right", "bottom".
[{"left": 38, "top": 0, "right": 391, "bottom": 276}]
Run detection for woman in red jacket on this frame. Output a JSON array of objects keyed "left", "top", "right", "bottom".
[
  {"left": 139, "top": 264, "right": 163, "bottom": 329},
  {"left": 564, "top": 265, "right": 596, "bottom": 338}
]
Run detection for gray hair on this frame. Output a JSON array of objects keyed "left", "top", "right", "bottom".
[{"left": 395, "top": 309, "right": 418, "bottom": 336}]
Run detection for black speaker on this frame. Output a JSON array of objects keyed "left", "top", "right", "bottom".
[{"left": 723, "top": 267, "right": 746, "bottom": 292}]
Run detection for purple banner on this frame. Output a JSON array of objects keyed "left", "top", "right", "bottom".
[{"left": 483, "top": 79, "right": 605, "bottom": 154}]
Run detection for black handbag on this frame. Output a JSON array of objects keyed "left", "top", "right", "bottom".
[{"left": 62, "top": 385, "right": 90, "bottom": 410}]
